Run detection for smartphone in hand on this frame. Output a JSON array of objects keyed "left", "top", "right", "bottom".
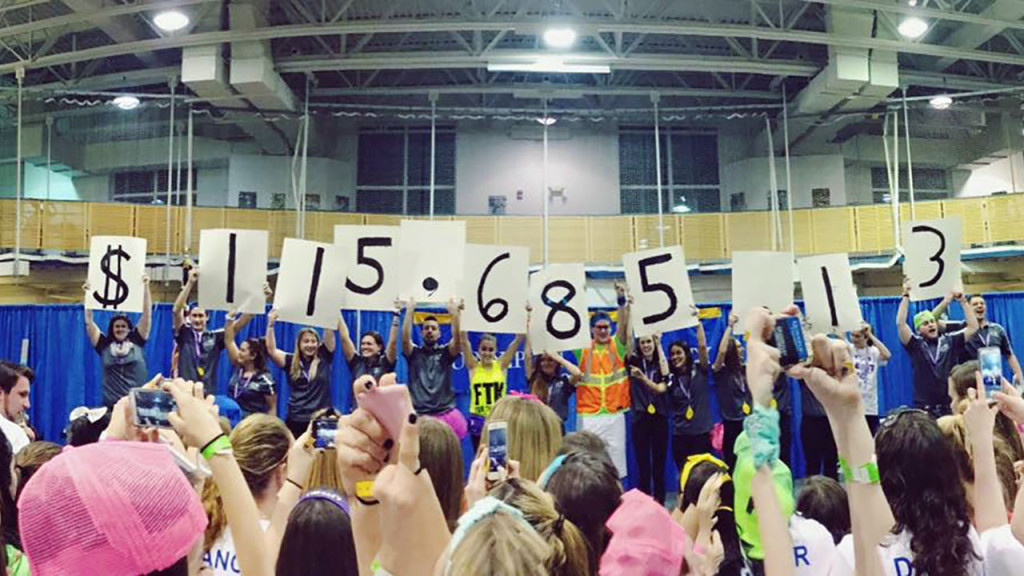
[
  {"left": 487, "top": 421, "right": 509, "bottom": 482},
  {"left": 980, "top": 346, "right": 1003, "bottom": 397},
  {"left": 130, "top": 388, "right": 177, "bottom": 429},
  {"left": 312, "top": 417, "right": 339, "bottom": 449},
  {"left": 768, "top": 316, "right": 809, "bottom": 368}
]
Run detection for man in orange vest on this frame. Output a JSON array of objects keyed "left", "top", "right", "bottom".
[{"left": 575, "top": 282, "right": 632, "bottom": 479}]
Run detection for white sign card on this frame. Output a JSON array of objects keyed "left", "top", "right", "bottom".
[
  {"left": 623, "top": 246, "right": 697, "bottom": 337},
  {"left": 528, "top": 263, "right": 590, "bottom": 353},
  {"left": 460, "top": 244, "right": 529, "bottom": 333},
  {"left": 198, "top": 229, "right": 268, "bottom": 315},
  {"left": 731, "top": 251, "right": 795, "bottom": 330},
  {"left": 398, "top": 220, "right": 466, "bottom": 304},
  {"left": 86, "top": 235, "right": 148, "bottom": 313},
  {"left": 902, "top": 217, "right": 963, "bottom": 302},
  {"left": 797, "top": 253, "right": 863, "bottom": 332},
  {"left": 273, "top": 238, "right": 347, "bottom": 330},
  {"left": 335, "top": 225, "right": 400, "bottom": 311}
]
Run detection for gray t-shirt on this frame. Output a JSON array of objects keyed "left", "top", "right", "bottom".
[
  {"left": 96, "top": 328, "right": 148, "bottom": 408},
  {"left": 176, "top": 326, "right": 226, "bottom": 395},
  {"left": 669, "top": 367, "right": 713, "bottom": 436},
  {"left": 405, "top": 343, "right": 457, "bottom": 415}
]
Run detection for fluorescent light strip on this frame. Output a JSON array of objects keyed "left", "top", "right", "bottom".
[{"left": 487, "top": 62, "right": 611, "bottom": 74}]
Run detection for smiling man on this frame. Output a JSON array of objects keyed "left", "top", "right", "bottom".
[
  {"left": 897, "top": 279, "right": 978, "bottom": 418},
  {"left": 0, "top": 361, "right": 32, "bottom": 454},
  {"left": 932, "top": 293, "right": 1023, "bottom": 385}
]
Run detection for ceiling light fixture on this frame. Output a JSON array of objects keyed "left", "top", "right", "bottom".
[
  {"left": 487, "top": 58, "right": 610, "bottom": 74},
  {"left": 898, "top": 16, "right": 928, "bottom": 39},
  {"left": 543, "top": 27, "right": 577, "bottom": 49},
  {"left": 929, "top": 95, "right": 953, "bottom": 110},
  {"left": 536, "top": 117, "right": 557, "bottom": 126},
  {"left": 153, "top": 10, "right": 189, "bottom": 32},
  {"left": 112, "top": 95, "right": 141, "bottom": 110}
]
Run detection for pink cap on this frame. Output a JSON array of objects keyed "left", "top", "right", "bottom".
[
  {"left": 18, "top": 442, "right": 207, "bottom": 576},
  {"left": 600, "top": 489, "right": 689, "bottom": 576}
]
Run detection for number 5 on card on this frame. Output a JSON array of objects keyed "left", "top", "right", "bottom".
[{"left": 623, "top": 246, "right": 696, "bottom": 337}]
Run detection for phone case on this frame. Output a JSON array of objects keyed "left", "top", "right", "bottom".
[{"left": 359, "top": 386, "right": 414, "bottom": 441}]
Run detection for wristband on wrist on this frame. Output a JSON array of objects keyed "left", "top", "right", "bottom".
[
  {"left": 616, "top": 295, "right": 627, "bottom": 307},
  {"left": 839, "top": 456, "right": 880, "bottom": 485},
  {"left": 200, "top": 434, "right": 232, "bottom": 460}
]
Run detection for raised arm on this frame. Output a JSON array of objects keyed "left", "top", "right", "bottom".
[
  {"left": 896, "top": 279, "right": 913, "bottom": 346},
  {"left": 713, "top": 313, "right": 738, "bottom": 372},
  {"left": 224, "top": 311, "right": 248, "bottom": 367},
  {"left": 614, "top": 282, "right": 631, "bottom": 347},
  {"left": 137, "top": 274, "right": 153, "bottom": 340},
  {"left": 82, "top": 282, "right": 101, "bottom": 348},
  {"left": 957, "top": 293, "right": 980, "bottom": 340},
  {"left": 655, "top": 333, "right": 670, "bottom": 378},
  {"left": 447, "top": 297, "right": 462, "bottom": 358},
  {"left": 548, "top": 351, "right": 583, "bottom": 384},
  {"left": 338, "top": 311, "right": 357, "bottom": 363},
  {"left": 500, "top": 333, "right": 525, "bottom": 371},
  {"left": 460, "top": 331, "right": 477, "bottom": 372},
  {"left": 964, "top": 373, "right": 1008, "bottom": 532},
  {"left": 751, "top": 467, "right": 795, "bottom": 576},
  {"left": 696, "top": 320, "right": 710, "bottom": 369},
  {"left": 1009, "top": 353, "right": 1024, "bottom": 387},
  {"left": 931, "top": 292, "right": 953, "bottom": 320},
  {"left": 629, "top": 365, "right": 667, "bottom": 394},
  {"left": 173, "top": 268, "right": 198, "bottom": 331},
  {"left": 323, "top": 316, "right": 337, "bottom": 353},
  {"left": 865, "top": 324, "right": 892, "bottom": 362},
  {"left": 384, "top": 299, "right": 400, "bottom": 365},
  {"left": 524, "top": 305, "right": 534, "bottom": 376},
  {"left": 401, "top": 297, "right": 415, "bottom": 356},
  {"left": 265, "top": 311, "right": 287, "bottom": 368}
]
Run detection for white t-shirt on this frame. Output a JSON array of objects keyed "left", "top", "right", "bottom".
[
  {"left": 0, "top": 414, "right": 29, "bottom": 454},
  {"left": 204, "top": 519, "right": 271, "bottom": 576},
  {"left": 979, "top": 525, "right": 1024, "bottom": 576},
  {"left": 852, "top": 346, "right": 886, "bottom": 416},
  {"left": 791, "top": 515, "right": 837, "bottom": 576},
  {"left": 830, "top": 527, "right": 984, "bottom": 576}
]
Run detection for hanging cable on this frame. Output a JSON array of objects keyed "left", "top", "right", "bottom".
[
  {"left": 893, "top": 106, "right": 901, "bottom": 247},
  {"left": 14, "top": 68, "right": 23, "bottom": 276},
  {"left": 429, "top": 91, "right": 438, "bottom": 220},
  {"left": 766, "top": 116, "right": 781, "bottom": 251},
  {"left": 902, "top": 88, "right": 916, "bottom": 220},
  {"left": 166, "top": 77, "right": 176, "bottom": 281},
  {"left": 782, "top": 83, "right": 795, "bottom": 255},
  {"left": 185, "top": 107, "right": 194, "bottom": 256},
  {"left": 542, "top": 98, "right": 550, "bottom": 268},
  {"left": 300, "top": 79, "right": 310, "bottom": 239},
  {"left": 652, "top": 92, "right": 665, "bottom": 247}
]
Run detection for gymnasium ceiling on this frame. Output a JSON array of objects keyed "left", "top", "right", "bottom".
[{"left": 2, "top": 0, "right": 1024, "bottom": 152}]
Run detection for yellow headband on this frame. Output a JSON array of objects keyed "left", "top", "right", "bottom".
[{"left": 679, "top": 453, "right": 730, "bottom": 494}]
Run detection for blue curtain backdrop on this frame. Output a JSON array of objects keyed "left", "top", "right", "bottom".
[{"left": 0, "top": 292, "right": 995, "bottom": 489}]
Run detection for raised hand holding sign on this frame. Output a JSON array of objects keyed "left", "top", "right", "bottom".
[
  {"left": 528, "top": 264, "right": 589, "bottom": 353},
  {"left": 86, "top": 236, "right": 147, "bottom": 313},
  {"left": 335, "top": 225, "right": 399, "bottom": 311},
  {"left": 622, "top": 245, "right": 696, "bottom": 336},
  {"left": 272, "top": 238, "right": 346, "bottom": 329},
  {"left": 460, "top": 244, "right": 529, "bottom": 333},
  {"left": 797, "top": 253, "right": 863, "bottom": 332},
  {"left": 902, "top": 217, "right": 963, "bottom": 301},
  {"left": 198, "top": 229, "right": 268, "bottom": 314}
]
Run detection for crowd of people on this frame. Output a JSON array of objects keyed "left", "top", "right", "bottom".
[{"left": 0, "top": 266, "right": 1024, "bottom": 575}]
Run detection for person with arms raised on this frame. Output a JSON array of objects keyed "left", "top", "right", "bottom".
[
  {"left": 401, "top": 297, "right": 467, "bottom": 440},
  {"left": 266, "top": 310, "right": 338, "bottom": 438},
  {"left": 83, "top": 273, "right": 153, "bottom": 408}
]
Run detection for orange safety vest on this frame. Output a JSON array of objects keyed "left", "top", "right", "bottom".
[{"left": 577, "top": 341, "right": 631, "bottom": 415}]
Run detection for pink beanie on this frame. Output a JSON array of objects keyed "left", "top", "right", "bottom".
[
  {"left": 18, "top": 442, "right": 207, "bottom": 576},
  {"left": 600, "top": 489, "right": 690, "bottom": 576}
]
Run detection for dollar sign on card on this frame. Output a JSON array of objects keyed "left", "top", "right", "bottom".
[{"left": 93, "top": 245, "right": 131, "bottom": 309}]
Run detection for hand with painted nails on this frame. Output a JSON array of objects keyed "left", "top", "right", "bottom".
[{"left": 335, "top": 374, "right": 395, "bottom": 497}]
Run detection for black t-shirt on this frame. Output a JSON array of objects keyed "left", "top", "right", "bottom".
[
  {"left": 95, "top": 328, "right": 148, "bottom": 408},
  {"left": 772, "top": 373, "right": 793, "bottom": 415},
  {"left": 714, "top": 363, "right": 751, "bottom": 422},
  {"left": 545, "top": 373, "right": 575, "bottom": 423},
  {"left": 669, "top": 366, "right": 713, "bottom": 436},
  {"left": 626, "top": 354, "right": 670, "bottom": 417},
  {"left": 228, "top": 369, "right": 276, "bottom": 415},
  {"left": 284, "top": 344, "right": 335, "bottom": 422},
  {"left": 904, "top": 332, "right": 966, "bottom": 407},
  {"left": 945, "top": 320, "right": 1013, "bottom": 361},
  {"left": 801, "top": 381, "right": 827, "bottom": 418},
  {"left": 405, "top": 343, "right": 457, "bottom": 415},
  {"left": 346, "top": 353, "right": 395, "bottom": 412},
  {"left": 176, "top": 327, "right": 226, "bottom": 395}
]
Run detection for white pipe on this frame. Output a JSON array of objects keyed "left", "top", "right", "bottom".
[
  {"left": 902, "top": 88, "right": 916, "bottom": 220},
  {"left": 652, "top": 92, "right": 665, "bottom": 247},
  {"left": 185, "top": 107, "right": 194, "bottom": 255},
  {"left": 893, "top": 107, "right": 901, "bottom": 245},
  {"left": 766, "top": 116, "right": 780, "bottom": 251},
  {"left": 300, "top": 88, "right": 310, "bottom": 239},
  {"left": 14, "top": 68, "right": 23, "bottom": 276},
  {"left": 542, "top": 98, "right": 550, "bottom": 268},
  {"left": 429, "top": 91, "right": 438, "bottom": 220},
  {"left": 166, "top": 79, "right": 176, "bottom": 283},
  {"left": 291, "top": 123, "right": 301, "bottom": 236},
  {"left": 782, "top": 84, "right": 795, "bottom": 255},
  {"left": 45, "top": 116, "right": 52, "bottom": 203},
  {"left": 883, "top": 113, "right": 898, "bottom": 248}
]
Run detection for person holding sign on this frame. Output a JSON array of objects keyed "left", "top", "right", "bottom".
[
  {"left": 83, "top": 274, "right": 153, "bottom": 408},
  {"left": 933, "top": 293, "right": 1024, "bottom": 385},
  {"left": 897, "top": 279, "right": 979, "bottom": 418},
  {"left": 524, "top": 307, "right": 583, "bottom": 429},
  {"left": 224, "top": 310, "right": 276, "bottom": 418},
  {"left": 712, "top": 312, "right": 753, "bottom": 470},
  {"left": 573, "top": 282, "right": 632, "bottom": 480},
  {"left": 172, "top": 269, "right": 253, "bottom": 395},
  {"left": 625, "top": 331, "right": 670, "bottom": 504},
  {"left": 266, "top": 310, "right": 338, "bottom": 438},
  {"left": 401, "top": 297, "right": 467, "bottom": 440},
  {"left": 338, "top": 301, "right": 400, "bottom": 412},
  {"left": 847, "top": 323, "right": 891, "bottom": 434},
  {"left": 667, "top": 321, "right": 714, "bottom": 472},
  {"left": 460, "top": 330, "right": 525, "bottom": 451}
]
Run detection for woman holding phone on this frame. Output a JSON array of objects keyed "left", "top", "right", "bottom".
[
  {"left": 224, "top": 310, "right": 276, "bottom": 418},
  {"left": 266, "top": 311, "right": 338, "bottom": 438},
  {"left": 83, "top": 274, "right": 153, "bottom": 408}
]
